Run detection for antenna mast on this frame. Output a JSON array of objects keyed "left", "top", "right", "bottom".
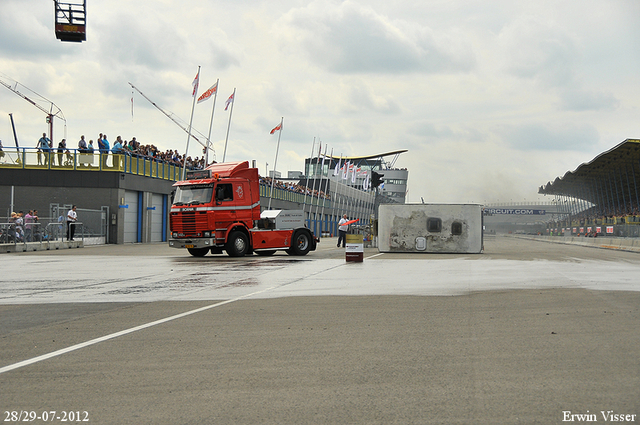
[{"left": 129, "top": 82, "right": 213, "bottom": 156}]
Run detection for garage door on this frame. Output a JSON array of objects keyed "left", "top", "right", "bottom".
[
  {"left": 150, "top": 193, "right": 165, "bottom": 242},
  {"left": 124, "top": 190, "right": 139, "bottom": 243}
]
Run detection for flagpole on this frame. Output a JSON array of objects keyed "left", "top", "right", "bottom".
[
  {"left": 267, "top": 117, "right": 283, "bottom": 210},
  {"left": 319, "top": 147, "right": 332, "bottom": 237},
  {"left": 205, "top": 78, "right": 219, "bottom": 166},
  {"left": 222, "top": 88, "right": 236, "bottom": 162},
  {"left": 332, "top": 153, "right": 342, "bottom": 235},
  {"left": 312, "top": 141, "right": 323, "bottom": 233},
  {"left": 313, "top": 144, "right": 327, "bottom": 233},
  {"left": 182, "top": 65, "right": 200, "bottom": 181},
  {"left": 301, "top": 138, "right": 315, "bottom": 222}
]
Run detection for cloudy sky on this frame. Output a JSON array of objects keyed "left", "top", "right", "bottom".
[{"left": 1, "top": 0, "right": 639, "bottom": 204}]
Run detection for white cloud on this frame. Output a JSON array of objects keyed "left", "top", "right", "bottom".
[{"left": 278, "top": 0, "right": 475, "bottom": 74}]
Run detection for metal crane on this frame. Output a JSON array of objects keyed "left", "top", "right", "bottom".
[
  {"left": 129, "top": 82, "right": 214, "bottom": 158},
  {"left": 0, "top": 74, "right": 67, "bottom": 144}
]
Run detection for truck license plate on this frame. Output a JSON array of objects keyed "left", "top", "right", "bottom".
[{"left": 185, "top": 244, "right": 195, "bottom": 248}]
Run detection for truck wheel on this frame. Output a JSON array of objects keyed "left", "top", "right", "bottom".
[
  {"left": 291, "top": 231, "right": 311, "bottom": 256},
  {"left": 187, "top": 247, "right": 209, "bottom": 257},
  {"left": 226, "top": 231, "right": 249, "bottom": 257}
]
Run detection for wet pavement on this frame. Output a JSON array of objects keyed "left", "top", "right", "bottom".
[
  {"left": 2, "top": 236, "right": 640, "bottom": 304},
  {"left": 0, "top": 236, "right": 639, "bottom": 424}
]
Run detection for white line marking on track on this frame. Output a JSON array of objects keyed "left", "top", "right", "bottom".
[
  {"left": 0, "top": 259, "right": 349, "bottom": 375},
  {"left": 0, "top": 285, "right": 280, "bottom": 375}
]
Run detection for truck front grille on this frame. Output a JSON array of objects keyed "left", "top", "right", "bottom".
[{"left": 171, "top": 211, "right": 208, "bottom": 235}]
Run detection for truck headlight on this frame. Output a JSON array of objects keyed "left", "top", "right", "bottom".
[{"left": 204, "top": 231, "right": 211, "bottom": 237}]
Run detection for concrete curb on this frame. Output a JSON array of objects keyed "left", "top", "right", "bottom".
[{"left": 0, "top": 240, "right": 83, "bottom": 254}]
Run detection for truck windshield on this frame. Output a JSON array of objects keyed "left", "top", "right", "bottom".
[{"left": 173, "top": 184, "right": 214, "bottom": 205}]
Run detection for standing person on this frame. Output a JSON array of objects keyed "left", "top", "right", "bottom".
[
  {"left": 57, "top": 139, "right": 66, "bottom": 166},
  {"left": 66, "top": 205, "right": 78, "bottom": 241},
  {"left": 112, "top": 136, "right": 123, "bottom": 169},
  {"left": 102, "top": 134, "right": 110, "bottom": 168},
  {"left": 38, "top": 133, "right": 51, "bottom": 166},
  {"left": 78, "top": 135, "right": 87, "bottom": 152},
  {"left": 97, "top": 133, "right": 105, "bottom": 168},
  {"left": 32, "top": 210, "right": 41, "bottom": 241},
  {"left": 14, "top": 211, "right": 25, "bottom": 242},
  {"left": 24, "top": 210, "right": 34, "bottom": 242},
  {"left": 337, "top": 214, "right": 349, "bottom": 248}
]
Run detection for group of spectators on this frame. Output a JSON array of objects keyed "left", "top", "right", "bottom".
[
  {"left": 567, "top": 203, "right": 640, "bottom": 224},
  {"left": 4, "top": 210, "right": 42, "bottom": 243},
  {"left": 259, "top": 176, "right": 331, "bottom": 200},
  {"left": 35, "top": 133, "right": 208, "bottom": 170}
]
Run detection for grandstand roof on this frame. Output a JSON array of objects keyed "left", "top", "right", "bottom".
[
  {"left": 539, "top": 139, "right": 640, "bottom": 200},
  {"left": 326, "top": 149, "right": 408, "bottom": 161}
]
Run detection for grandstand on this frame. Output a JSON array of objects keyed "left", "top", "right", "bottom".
[{"left": 538, "top": 139, "right": 640, "bottom": 238}]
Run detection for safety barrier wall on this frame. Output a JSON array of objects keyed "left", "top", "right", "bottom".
[
  {"left": 547, "top": 224, "right": 640, "bottom": 238},
  {"left": 517, "top": 234, "right": 640, "bottom": 253}
]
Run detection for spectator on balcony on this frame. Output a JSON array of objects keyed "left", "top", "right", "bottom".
[
  {"left": 112, "top": 136, "right": 124, "bottom": 168},
  {"left": 78, "top": 135, "right": 88, "bottom": 153},
  {"left": 57, "top": 139, "right": 66, "bottom": 166},
  {"left": 101, "top": 134, "right": 110, "bottom": 168},
  {"left": 38, "top": 133, "right": 51, "bottom": 166}
]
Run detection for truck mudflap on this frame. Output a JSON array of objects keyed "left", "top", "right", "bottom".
[{"left": 168, "top": 238, "right": 217, "bottom": 249}]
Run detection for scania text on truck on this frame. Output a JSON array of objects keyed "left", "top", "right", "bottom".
[{"left": 169, "top": 161, "right": 318, "bottom": 257}]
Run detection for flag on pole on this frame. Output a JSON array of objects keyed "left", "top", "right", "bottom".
[
  {"left": 363, "top": 173, "right": 370, "bottom": 191},
  {"left": 351, "top": 165, "right": 357, "bottom": 183},
  {"left": 197, "top": 81, "right": 218, "bottom": 103},
  {"left": 192, "top": 71, "right": 200, "bottom": 97},
  {"left": 224, "top": 93, "right": 234, "bottom": 110},
  {"left": 270, "top": 122, "right": 282, "bottom": 134},
  {"left": 342, "top": 161, "right": 349, "bottom": 179},
  {"left": 334, "top": 156, "right": 341, "bottom": 176}
]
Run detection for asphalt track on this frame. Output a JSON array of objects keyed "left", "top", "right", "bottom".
[{"left": 0, "top": 236, "right": 639, "bottom": 424}]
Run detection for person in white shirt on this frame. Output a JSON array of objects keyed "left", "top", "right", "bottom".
[
  {"left": 337, "top": 214, "right": 349, "bottom": 248},
  {"left": 67, "top": 205, "right": 78, "bottom": 241}
]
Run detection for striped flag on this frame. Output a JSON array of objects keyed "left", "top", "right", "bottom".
[
  {"left": 191, "top": 71, "right": 200, "bottom": 97},
  {"left": 270, "top": 122, "right": 282, "bottom": 134},
  {"left": 197, "top": 81, "right": 218, "bottom": 103},
  {"left": 224, "top": 93, "right": 234, "bottom": 110}
]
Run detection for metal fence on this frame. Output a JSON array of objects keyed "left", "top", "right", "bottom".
[
  {"left": 1, "top": 205, "right": 109, "bottom": 247},
  {"left": 49, "top": 204, "right": 109, "bottom": 244}
]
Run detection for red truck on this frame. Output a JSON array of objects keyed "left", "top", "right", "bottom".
[{"left": 168, "top": 161, "right": 318, "bottom": 257}]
